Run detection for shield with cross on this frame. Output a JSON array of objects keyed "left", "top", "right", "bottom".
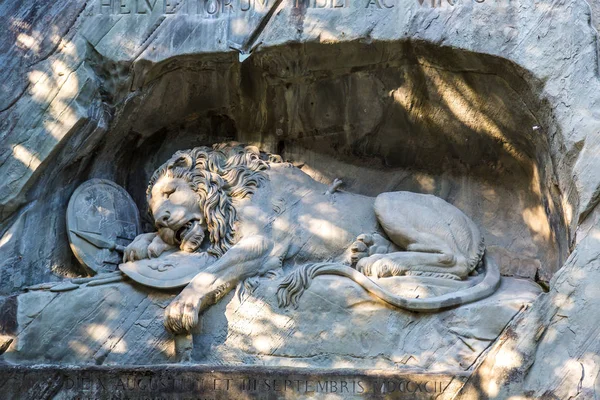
[{"left": 67, "top": 179, "right": 141, "bottom": 275}]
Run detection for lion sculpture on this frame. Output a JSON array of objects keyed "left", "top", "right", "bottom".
[{"left": 122, "top": 143, "right": 500, "bottom": 334}]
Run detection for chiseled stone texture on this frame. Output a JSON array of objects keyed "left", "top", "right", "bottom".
[
  {"left": 2, "top": 283, "right": 184, "bottom": 365},
  {"left": 1, "top": 275, "right": 540, "bottom": 371},
  {"left": 0, "top": 0, "right": 599, "bottom": 396},
  {"left": 455, "top": 226, "right": 600, "bottom": 399},
  {"left": 197, "top": 275, "right": 540, "bottom": 371}
]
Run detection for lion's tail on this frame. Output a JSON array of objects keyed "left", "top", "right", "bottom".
[{"left": 277, "top": 256, "right": 500, "bottom": 312}]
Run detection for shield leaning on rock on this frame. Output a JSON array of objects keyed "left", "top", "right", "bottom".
[{"left": 67, "top": 179, "right": 141, "bottom": 275}]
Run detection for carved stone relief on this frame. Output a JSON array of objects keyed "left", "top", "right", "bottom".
[
  {"left": 0, "top": 144, "right": 543, "bottom": 389},
  {"left": 1, "top": 0, "right": 597, "bottom": 396},
  {"left": 91, "top": 144, "right": 501, "bottom": 335}
]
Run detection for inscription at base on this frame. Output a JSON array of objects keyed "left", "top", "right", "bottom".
[{"left": 0, "top": 366, "right": 467, "bottom": 399}]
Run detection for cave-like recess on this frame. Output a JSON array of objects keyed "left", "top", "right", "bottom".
[
  {"left": 86, "top": 40, "right": 567, "bottom": 284},
  {"left": 22, "top": 40, "right": 571, "bottom": 292}
]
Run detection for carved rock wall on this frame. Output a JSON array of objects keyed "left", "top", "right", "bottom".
[
  {"left": 101, "top": 42, "right": 568, "bottom": 285},
  {"left": 2, "top": 0, "right": 594, "bottom": 293},
  {"left": 0, "top": 39, "right": 571, "bottom": 295},
  {"left": 1, "top": 0, "right": 600, "bottom": 396},
  {"left": 455, "top": 229, "right": 600, "bottom": 399}
]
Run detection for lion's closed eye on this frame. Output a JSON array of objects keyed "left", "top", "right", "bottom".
[{"left": 163, "top": 187, "right": 176, "bottom": 198}]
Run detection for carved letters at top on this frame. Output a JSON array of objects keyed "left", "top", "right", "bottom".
[
  {"left": 95, "top": 0, "right": 487, "bottom": 15},
  {"left": 114, "top": 143, "right": 500, "bottom": 334}
]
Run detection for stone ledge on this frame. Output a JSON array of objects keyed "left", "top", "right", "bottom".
[{"left": 1, "top": 276, "right": 541, "bottom": 370}]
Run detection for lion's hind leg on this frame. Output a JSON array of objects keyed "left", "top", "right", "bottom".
[
  {"left": 356, "top": 251, "right": 469, "bottom": 280},
  {"left": 350, "top": 233, "right": 400, "bottom": 266}
]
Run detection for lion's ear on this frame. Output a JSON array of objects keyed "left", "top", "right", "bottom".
[{"left": 168, "top": 152, "right": 195, "bottom": 171}]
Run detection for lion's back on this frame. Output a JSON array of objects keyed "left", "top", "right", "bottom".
[
  {"left": 257, "top": 164, "right": 378, "bottom": 260},
  {"left": 265, "top": 163, "right": 332, "bottom": 195},
  {"left": 374, "top": 192, "right": 484, "bottom": 270}
]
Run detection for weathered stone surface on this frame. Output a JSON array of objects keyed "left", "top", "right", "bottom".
[
  {"left": 0, "top": 0, "right": 599, "bottom": 397},
  {"left": 2, "top": 282, "right": 183, "bottom": 365},
  {"left": 1, "top": 275, "right": 540, "bottom": 370},
  {"left": 198, "top": 275, "right": 540, "bottom": 371},
  {"left": 455, "top": 226, "right": 600, "bottom": 399},
  {"left": 590, "top": 1, "right": 600, "bottom": 38}
]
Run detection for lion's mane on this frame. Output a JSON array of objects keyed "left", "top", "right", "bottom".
[{"left": 147, "top": 143, "right": 280, "bottom": 257}]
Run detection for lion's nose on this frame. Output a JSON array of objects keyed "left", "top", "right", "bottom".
[{"left": 155, "top": 211, "right": 170, "bottom": 228}]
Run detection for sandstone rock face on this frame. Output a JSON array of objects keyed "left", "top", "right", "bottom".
[
  {"left": 0, "top": 0, "right": 599, "bottom": 397},
  {"left": 3, "top": 283, "right": 183, "bottom": 365},
  {"left": 196, "top": 275, "right": 540, "bottom": 371},
  {"left": 455, "top": 230, "right": 600, "bottom": 399}
]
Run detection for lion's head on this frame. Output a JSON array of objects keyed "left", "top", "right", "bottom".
[{"left": 146, "top": 143, "right": 275, "bottom": 257}]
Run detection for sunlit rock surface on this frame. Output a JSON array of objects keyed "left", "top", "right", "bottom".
[
  {"left": 2, "top": 283, "right": 180, "bottom": 365},
  {"left": 0, "top": 0, "right": 600, "bottom": 396},
  {"left": 456, "top": 231, "right": 600, "bottom": 398},
  {"left": 2, "top": 275, "right": 539, "bottom": 370}
]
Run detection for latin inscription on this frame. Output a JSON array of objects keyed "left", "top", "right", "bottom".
[
  {"left": 62, "top": 375, "right": 452, "bottom": 396},
  {"left": 98, "top": 0, "right": 271, "bottom": 14},
  {"left": 2, "top": 366, "right": 467, "bottom": 399},
  {"left": 96, "top": 0, "right": 491, "bottom": 14},
  {"left": 3, "top": 368, "right": 461, "bottom": 399}
]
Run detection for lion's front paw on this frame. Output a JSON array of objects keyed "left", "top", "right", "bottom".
[
  {"left": 350, "top": 233, "right": 394, "bottom": 266},
  {"left": 123, "top": 232, "right": 157, "bottom": 262},
  {"left": 148, "top": 235, "right": 176, "bottom": 258},
  {"left": 164, "top": 288, "right": 203, "bottom": 334}
]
